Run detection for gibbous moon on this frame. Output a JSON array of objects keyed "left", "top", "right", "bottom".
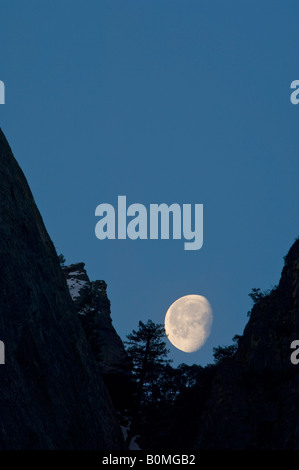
[{"left": 165, "top": 295, "right": 213, "bottom": 353}]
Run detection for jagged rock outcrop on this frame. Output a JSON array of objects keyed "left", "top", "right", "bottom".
[
  {"left": 62, "top": 263, "right": 133, "bottom": 412},
  {"left": 63, "top": 262, "right": 131, "bottom": 377},
  {"left": 0, "top": 128, "right": 124, "bottom": 449},
  {"left": 190, "top": 238, "right": 299, "bottom": 449}
]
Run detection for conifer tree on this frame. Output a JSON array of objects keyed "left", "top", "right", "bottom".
[{"left": 125, "top": 319, "right": 171, "bottom": 405}]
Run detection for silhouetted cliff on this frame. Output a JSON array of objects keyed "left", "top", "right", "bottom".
[
  {"left": 165, "top": 238, "right": 299, "bottom": 450},
  {"left": 0, "top": 129, "right": 124, "bottom": 449}
]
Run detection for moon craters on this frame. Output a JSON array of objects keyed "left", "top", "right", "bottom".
[{"left": 165, "top": 295, "right": 213, "bottom": 353}]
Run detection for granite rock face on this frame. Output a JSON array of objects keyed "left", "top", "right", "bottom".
[
  {"left": 0, "top": 129, "right": 124, "bottom": 449},
  {"left": 63, "top": 262, "right": 131, "bottom": 377},
  {"left": 192, "top": 238, "right": 299, "bottom": 449}
]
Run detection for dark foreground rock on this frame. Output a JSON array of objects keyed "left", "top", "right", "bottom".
[
  {"left": 165, "top": 238, "right": 299, "bottom": 450},
  {"left": 0, "top": 128, "right": 124, "bottom": 449}
]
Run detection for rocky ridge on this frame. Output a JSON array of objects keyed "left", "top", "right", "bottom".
[
  {"left": 0, "top": 128, "right": 124, "bottom": 449},
  {"left": 63, "top": 262, "right": 131, "bottom": 377},
  {"left": 191, "top": 238, "right": 299, "bottom": 449}
]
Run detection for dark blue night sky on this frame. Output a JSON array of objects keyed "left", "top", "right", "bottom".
[{"left": 1, "top": 0, "right": 298, "bottom": 366}]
